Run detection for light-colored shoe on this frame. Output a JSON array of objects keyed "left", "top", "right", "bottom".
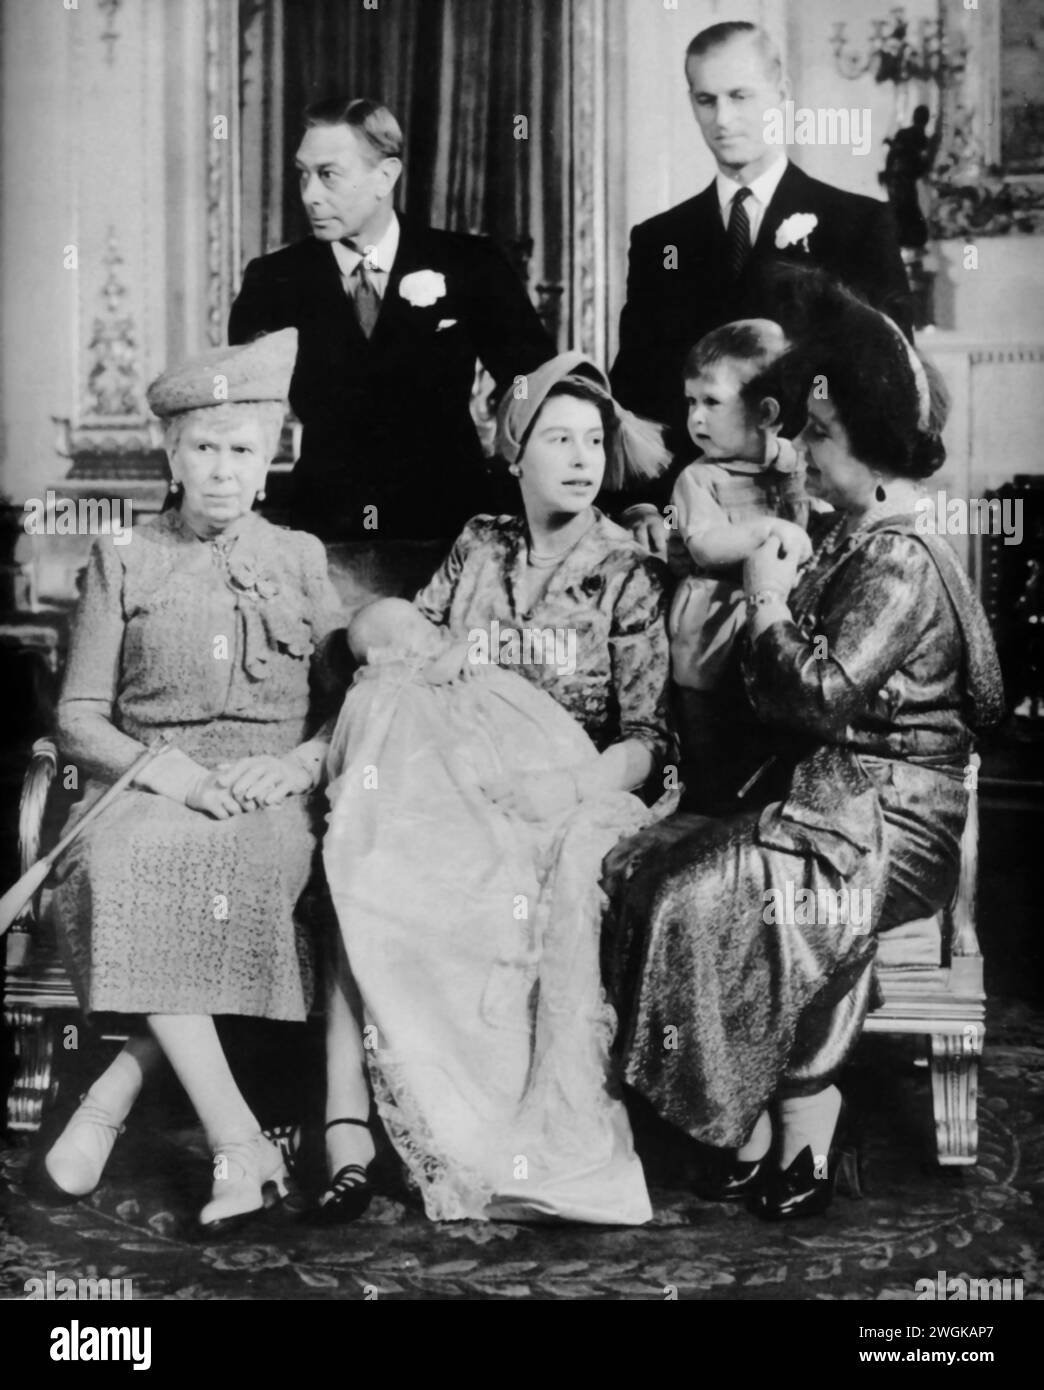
[
  {"left": 198, "top": 1132, "right": 289, "bottom": 1233},
  {"left": 42, "top": 1093, "right": 125, "bottom": 1200}
]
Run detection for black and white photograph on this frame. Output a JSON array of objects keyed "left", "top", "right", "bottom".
[{"left": 1, "top": 0, "right": 1042, "bottom": 1339}]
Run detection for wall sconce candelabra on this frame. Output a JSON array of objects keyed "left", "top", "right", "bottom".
[{"left": 831, "top": 6, "right": 950, "bottom": 85}]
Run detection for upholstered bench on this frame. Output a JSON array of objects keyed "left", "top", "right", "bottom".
[
  {"left": 1, "top": 535, "right": 986, "bottom": 1165},
  {"left": 863, "top": 756, "right": 984, "bottom": 1166}
]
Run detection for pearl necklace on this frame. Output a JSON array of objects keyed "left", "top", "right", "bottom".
[
  {"left": 526, "top": 548, "right": 572, "bottom": 569},
  {"left": 829, "top": 488, "right": 925, "bottom": 548},
  {"left": 526, "top": 517, "right": 594, "bottom": 569}
]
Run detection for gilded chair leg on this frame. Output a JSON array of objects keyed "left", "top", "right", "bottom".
[
  {"left": 929, "top": 1029, "right": 982, "bottom": 1166},
  {"left": 4, "top": 1005, "right": 57, "bottom": 1134}
]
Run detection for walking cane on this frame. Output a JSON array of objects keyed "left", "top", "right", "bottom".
[{"left": 0, "top": 734, "right": 172, "bottom": 938}]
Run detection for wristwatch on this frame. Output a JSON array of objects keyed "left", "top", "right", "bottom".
[{"left": 745, "top": 588, "right": 789, "bottom": 619}]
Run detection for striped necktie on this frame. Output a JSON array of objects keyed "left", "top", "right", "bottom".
[
  {"left": 727, "top": 187, "right": 753, "bottom": 280},
  {"left": 351, "top": 259, "right": 381, "bottom": 338}
]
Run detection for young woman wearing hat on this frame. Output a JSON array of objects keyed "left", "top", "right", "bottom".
[
  {"left": 314, "top": 352, "right": 673, "bottom": 1225},
  {"left": 39, "top": 329, "right": 345, "bottom": 1233}
]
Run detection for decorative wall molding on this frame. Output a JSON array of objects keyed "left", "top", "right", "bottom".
[
  {"left": 84, "top": 228, "right": 139, "bottom": 419},
  {"left": 968, "top": 345, "right": 1044, "bottom": 366},
  {"left": 205, "top": 0, "right": 241, "bottom": 347},
  {"left": 930, "top": 0, "right": 1044, "bottom": 238},
  {"left": 568, "top": 0, "right": 609, "bottom": 363},
  {"left": 239, "top": 0, "right": 283, "bottom": 265},
  {"left": 53, "top": 0, "right": 166, "bottom": 481}
]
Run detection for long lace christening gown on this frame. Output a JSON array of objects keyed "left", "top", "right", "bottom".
[{"left": 323, "top": 511, "right": 673, "bottom": 1223}]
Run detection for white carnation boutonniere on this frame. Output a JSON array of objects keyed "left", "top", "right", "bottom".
[
  {"left": 775, "top": 213, "right": 818, "bottom": 254},
  {"left": 399, "top": 270, "right": 447, "bottom": 307}
]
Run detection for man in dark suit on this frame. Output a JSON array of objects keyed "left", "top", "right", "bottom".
[
  {"left": 229, "top": 98, "right": 554, "bottom": 541},
  {"left": 610, "top": 21, "right": 912, "bottom": 541}
]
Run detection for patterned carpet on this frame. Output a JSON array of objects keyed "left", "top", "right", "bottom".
[{"left": 2, "top": 998, "right": 1042, "bottom": 1302}]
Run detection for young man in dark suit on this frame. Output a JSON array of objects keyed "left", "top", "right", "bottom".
[
  {"left": 229, "top": 98, "right": 554, "bottom": 542},
  {"left": 610, "top": 22, "right": 912, "bottom": 549}
]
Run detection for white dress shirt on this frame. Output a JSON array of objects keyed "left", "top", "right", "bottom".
[
  {"left": 715, "top": 155, "right": 788, "bottom": 246},
  {"left": 330, "top": 214, "right": 401, "bottom": 299}
]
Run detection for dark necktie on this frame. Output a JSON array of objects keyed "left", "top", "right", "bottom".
[
  {"left": 727, "top": 187, "right": 753, "bottom": 280},
  {"left": 351, "top": 259, "right": 381, "bottom": 338}
]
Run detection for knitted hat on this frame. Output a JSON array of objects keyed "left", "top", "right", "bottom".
[{"left": 146, "top": 329, "right": 298, "bottom": 418}]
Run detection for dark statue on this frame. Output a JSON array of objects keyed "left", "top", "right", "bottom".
[{"left": 880, "top": 105, "right": 939, "bottom": 248}]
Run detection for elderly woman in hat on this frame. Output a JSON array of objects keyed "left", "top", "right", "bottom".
[
  {"left": 314, "top": 352, "right": 673, "bottom": 1226},
  {"left": 40, "top": 329, "right": 344, "bottom": 1233}
]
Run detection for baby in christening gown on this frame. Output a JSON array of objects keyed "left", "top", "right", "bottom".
[{"left": 323, "top": 598, "right": 653, "bottom": 1224}]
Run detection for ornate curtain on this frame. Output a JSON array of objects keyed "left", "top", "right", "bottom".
[{"left": 241, "top": 0, "right": 567, "bottom": 344}]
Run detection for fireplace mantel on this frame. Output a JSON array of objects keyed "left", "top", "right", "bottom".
[{"left": 915, "top": 330, "right": 1044, "bottom": 576}]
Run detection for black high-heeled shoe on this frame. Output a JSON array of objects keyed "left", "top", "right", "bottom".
[
  {"left": 751, "top": 1103, "right": 862, "bottom": 1221},
  {"left": 750, "top": 1144, "right": 834, "bottom": 1221},
  {"left": 696, "top": 1152, "right": 770, "bottom": 1202},
  {"left": 300, "top": 1117, "right": 375, "bottom": 1226}
]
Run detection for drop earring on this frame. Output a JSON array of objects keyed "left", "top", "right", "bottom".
[
  {"left": 255, "top": 488, "right": 266, "bottom": 502},
  {"left": 509, "top": 464, "right": 521, "bottom": 478},
  {"left": 874, "top": 479, "right": 886, "bottom": 503},
  {"left": 168, "top": 479, "right": 180, "bottom": 494}
]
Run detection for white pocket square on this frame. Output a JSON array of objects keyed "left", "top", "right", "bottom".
[{"left": 436, "top": 318, "right": 459, "bottom": 331}]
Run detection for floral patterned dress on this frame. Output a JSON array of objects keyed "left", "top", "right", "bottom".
[
  {"left": 414, "top": 510, "right": 672, "bottom": 761},
  {"left": 49, "top": 509, "right": 343, "bottom": 1020}
]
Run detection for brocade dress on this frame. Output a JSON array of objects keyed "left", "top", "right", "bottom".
[
  {"left": 606, "top": 511, "right": 1004, "bottom": 1150},
  {"left": 323, "top": 511, "right": 673, "bottom": 1223},
  {"left": 50, "top": 509, "right": 343, "bottom": 1021}
]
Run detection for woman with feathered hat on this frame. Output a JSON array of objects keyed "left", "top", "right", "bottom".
[{"left": 314, "top": 353, "right": 674, "bottom": 1225}]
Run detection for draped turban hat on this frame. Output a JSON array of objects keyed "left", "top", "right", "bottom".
[{"left": 494, "top": 351, "right": 671, "bottom": 491}]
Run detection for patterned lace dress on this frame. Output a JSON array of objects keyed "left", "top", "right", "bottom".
[{"left": 49, "top": 509, "right": 343, "bottom": 1020}]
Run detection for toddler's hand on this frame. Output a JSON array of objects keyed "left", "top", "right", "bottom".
[{"left": 421, "top": 642, "right": 478, "bottom": 685}]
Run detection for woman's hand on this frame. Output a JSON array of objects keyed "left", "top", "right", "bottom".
[
  {"left": 766, "top": 518, "right": 813, "bottom": 567},
  {"left": 481, "top": 770, "right": 579, "bottom": 822},
  {"left": 743, "top": 535, "right": 803, "bottom": 599},
  {"left": 212, "top": 754, "right": 312, "bottom": 810},
  {"left": 625, "top": 508, "right": 670, "bottom": 562},
  {"left": 186, "top": 770, "right": 245, "bottom": 820}
]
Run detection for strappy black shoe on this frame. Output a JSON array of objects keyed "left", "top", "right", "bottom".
[
  {"left": 300, "top": 1117, "right": 375, "bottom": 1226},
  {"left": 261, "top": 1124, "right": 302, "bottom": 1180}
]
